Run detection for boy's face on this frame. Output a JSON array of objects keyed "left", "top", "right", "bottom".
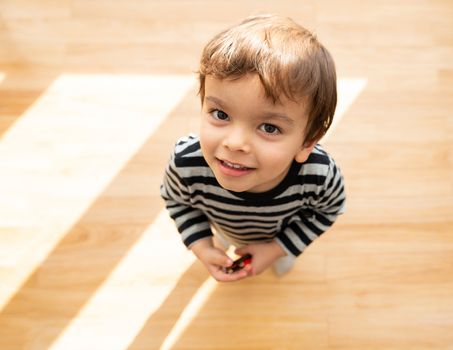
[{"left": 200, "top": 74, "right": 315, "bottom": 193}]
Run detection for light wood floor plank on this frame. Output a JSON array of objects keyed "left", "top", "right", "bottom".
[{"left": 0, "top": 1, "right": 452, "bottom": 349}]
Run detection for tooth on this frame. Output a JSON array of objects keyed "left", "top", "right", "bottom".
[{"left": 223, "top": 160, "right": 248, "bottom": 170}]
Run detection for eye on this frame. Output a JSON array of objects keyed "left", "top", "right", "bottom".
[
  {"left": 260, "top": 123, "right": 281, "bottom": 135},
  {"left": 211, "top": 109, "right": 229, "bottom": 121}
]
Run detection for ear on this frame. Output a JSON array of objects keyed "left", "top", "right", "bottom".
[{"left": 295, "top": 139, "right": 317, "bottom": 163}]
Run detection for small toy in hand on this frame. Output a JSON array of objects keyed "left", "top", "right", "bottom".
[{"left": 224, "top": 254, "right": 252, "bottom": 274}]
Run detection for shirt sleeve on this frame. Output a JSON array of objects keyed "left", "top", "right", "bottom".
[
  {"left": 275, "top": 158, "right": 346, "bottom": 257},
  {"left": 160, "top": 149, "right": 213, "bottom": 248}
]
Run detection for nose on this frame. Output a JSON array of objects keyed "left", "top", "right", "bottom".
[{"left": 222, "top": 126, "right": 251, "bottom": 153}]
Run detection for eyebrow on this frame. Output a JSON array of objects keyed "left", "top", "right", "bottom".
[
  {"left": 205, "top": 95, "right": 295, "bottom": 125},
  {"left": 205, "top": 96, "right": 226, "bottom": 108},
  {"left": 260, "top": 112, "right": 295, "bottom": 125}
]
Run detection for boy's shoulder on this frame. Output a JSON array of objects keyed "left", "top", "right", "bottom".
[
  {"left": 295, "top": 143, "right": 340, "bottom": 186},
  {"left": 173, "top": 134, "right": 200, "bottom": 153},
  {"left": 171, "top": 134, "right": 207, "bottom": 168},
  {"left": 301, "top": 144, "right": 336, "bottom": 172}
]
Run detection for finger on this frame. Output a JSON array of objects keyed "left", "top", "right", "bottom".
[
  {"left": 243, "top": 263, "right": 255, "bottom": 276},
  {"left": 209, "top": 249, "right": 233, "bottom": 267},
  {"left": 212, "top": 266, "right": 249, "bottom": 282},
  {"left": 221, "top": 269, "right": 249, "bottom": 282}
]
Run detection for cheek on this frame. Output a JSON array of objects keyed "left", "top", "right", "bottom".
[
  {"left": 256, "top": 142, "right": 299, "bottom": 166},
  {"left": 200, "top": 124, "right": 217, "bottom": 155}
]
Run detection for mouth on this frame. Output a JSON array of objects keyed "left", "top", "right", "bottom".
[
  {"left": 216, "top": 158, "right": 255, "bottom": 177},
  {"left": 218, "top": 159, "right": 253, "bottom": 170}
]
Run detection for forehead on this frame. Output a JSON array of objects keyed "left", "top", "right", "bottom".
[{"left": 204, "top": 74, "right": 265, "bottom": 97}]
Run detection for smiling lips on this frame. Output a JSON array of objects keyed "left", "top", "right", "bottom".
[{"left": 218, "top": 158, "right": 254, "bottom": 177}]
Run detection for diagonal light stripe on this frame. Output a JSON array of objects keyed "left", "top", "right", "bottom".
[
  {"left": 0, "top": 74, "right": 195, "bottom": 312},
  {"left": 321, "top": 78, "right": 367, "bottom": 143},
  {"left": 49, "top": 209, "right": 197, "bottom": 350},
  {"left": 160, "top": 276, "right": 217, "bottom": 350}
]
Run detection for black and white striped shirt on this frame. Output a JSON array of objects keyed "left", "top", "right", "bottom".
[{"left": 160, "top": 135, "right": 346, "bottom": 257}]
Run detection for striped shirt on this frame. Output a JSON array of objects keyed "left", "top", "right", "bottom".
[{"left": 160, "top": 135, "right": 346, "bottom": 257}]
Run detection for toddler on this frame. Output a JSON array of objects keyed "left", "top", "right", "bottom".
[{"left": 161, "top": 14, "right": 346, "bottom": 282}]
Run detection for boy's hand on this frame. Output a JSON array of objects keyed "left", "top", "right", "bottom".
[
  {"left": 190, "top": 238, "right": 252, "bottom": 282},
  {"left": 234, "top": 240, "right": 286, "bottom": 276}
]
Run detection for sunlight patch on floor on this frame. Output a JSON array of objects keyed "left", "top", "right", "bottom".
[
  {"left": 49, "top": 209, "right": 198, "bottom": 350},
  {"left": 321, "top": 78, "right": 367, "bottom": 143},
  {"left": 0, "top": 74, "right": 195, "bottom": 311},
  {"left": 160, "top": 277, "right": 217, "bottom": 350}
]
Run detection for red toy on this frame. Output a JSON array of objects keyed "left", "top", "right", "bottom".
[{"left": 224, "top": 254, "right": 252, "bottom": 274}]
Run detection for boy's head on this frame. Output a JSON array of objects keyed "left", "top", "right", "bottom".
[{"left": 198, "top": 14, "right": 337, "bottom": 145}]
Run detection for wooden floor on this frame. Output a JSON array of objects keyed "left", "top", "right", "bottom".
[{"left": 1, "top": 1, "right": 452, "bottom": 349}]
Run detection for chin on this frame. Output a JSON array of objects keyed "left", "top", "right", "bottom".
[
  {"left": 220, "top": 184, "right": 248, "bottom": 193},
  {"left": 216, "top": 179, "right": 249, "bottom": 193}
]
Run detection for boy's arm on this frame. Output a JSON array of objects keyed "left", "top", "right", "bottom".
[
  {"left": 276, "top": 159, "right": 346, "bottom": 257},
  {"left": 160, "top": 154, "right": 213, "bottom": 247}
]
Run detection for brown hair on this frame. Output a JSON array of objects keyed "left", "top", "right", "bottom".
[{"left": 198, "top": 14, "right": 337, "bottom": 144}]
